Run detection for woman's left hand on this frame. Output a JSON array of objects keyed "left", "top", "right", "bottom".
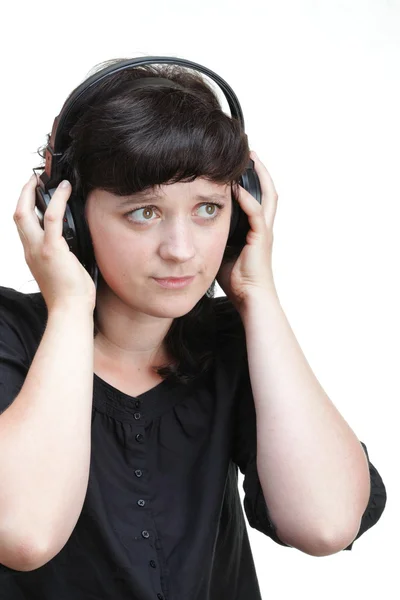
[{"left": 216, "top": 151, "right": 279, "bottom": 313}]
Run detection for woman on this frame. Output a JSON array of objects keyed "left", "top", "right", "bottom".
[{"left": 0, "top": 58, "right": 386, "bottom": 600}]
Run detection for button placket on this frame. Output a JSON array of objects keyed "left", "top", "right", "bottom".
[
  {"left": 130, "top": 407, "right": 167, "bottom": 600},
  {"left": 134, "top": 427, "right": 148, "bottom": 516}
]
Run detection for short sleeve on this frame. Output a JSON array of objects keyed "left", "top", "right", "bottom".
[
  {"left": 0, "top": 313, "right": 28, "bottom": 415},
  {"left": 342, "top": 441, "right": 387, "bottom": 550},
  {"left": 230, "top": 353, "right": 292, "bottom": 548},
  {"left": 0, "top": 286, "right": 46, "bottom": 415},
  {"left": 231, "top": 342, "right": 387, "bottom": 552}
]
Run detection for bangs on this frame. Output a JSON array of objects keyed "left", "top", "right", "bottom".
[{"left": 61, "top": 82, "right": 250, "bottom": 199}]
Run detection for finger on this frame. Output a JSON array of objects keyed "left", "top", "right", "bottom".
[
  {"left": 14, "top": 174, "right": 45, "bottom": 248},
  {"left": 236, "top": 185, "right": 267, "bottom": 237},
  {"left": 43, "top": 180, "right": 71, "bottom": 246}
]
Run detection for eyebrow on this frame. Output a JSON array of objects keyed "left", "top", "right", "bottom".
[{"left": 117, "top": 192, "right": 229, "bottom": 207}]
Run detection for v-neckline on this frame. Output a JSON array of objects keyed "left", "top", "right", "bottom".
[{"left": 93, "top": 371, "right": 169, "bottom": 400}]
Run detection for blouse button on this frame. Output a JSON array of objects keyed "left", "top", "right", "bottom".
[
  {"left": 134, "top": 469, "right": 143, "bottom": 477},
  {"left": 134, "top": 412, "right": 141, "bottom": 420},
  {"left": 135, "top": 433, "right": 144, "bottom": 443},
  {"left": 149, "top": 560, "right": 156, "bottom": 568},
  {"left": 157, "top": 594, "right": 164, "bottom": 600},
  {"left": 142, "top": 530, "right": 150, "bottom": 539},
  {"left": 137, "top": 499, "right": 146, "bottom": 507},
  {"left": 134, "top": 400, "right": 141, "bottom": 408}
]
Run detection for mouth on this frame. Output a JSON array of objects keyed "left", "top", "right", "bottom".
[{"left": 152, "top": 276, "right": 195, "bottom": 289}]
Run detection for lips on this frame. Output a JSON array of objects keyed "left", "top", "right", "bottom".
[
  {"left": 154, "top": 277, "right": 194, "bottom": 281},
  {"left": 153, "top": 276, "right": 195, "bottom": 289}
]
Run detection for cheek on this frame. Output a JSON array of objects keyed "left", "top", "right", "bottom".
[
  {"left": 206, "top": 218, "right": 231, "bottom": 260},
  {"left": 205, "top": 236, "right": 228, "bottom": 265},
  {"left": 91, "top": 222, "right": 149, "bottom": 274}
]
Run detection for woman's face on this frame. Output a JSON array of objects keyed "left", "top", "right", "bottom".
[{"left": 84, "top": 177, "right": 233, "bottom": 318}]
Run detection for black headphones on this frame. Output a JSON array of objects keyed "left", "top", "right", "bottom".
[{"left": 35, "top": 56, "right": 262, "bottom": 290}]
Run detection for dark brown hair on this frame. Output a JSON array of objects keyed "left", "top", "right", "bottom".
[{"left": 37, "top": 58, "right": 250, "bottom": 386}]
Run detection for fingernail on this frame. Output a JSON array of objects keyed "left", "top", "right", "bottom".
[{"left": 60, "top": 180, "right": 70, "bottom": 188}]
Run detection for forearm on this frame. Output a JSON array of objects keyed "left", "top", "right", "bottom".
[
  {"left": 0, "top": 303, "right": 94, "bottom": 567},
  {"left": 240, "top": 289, "right": 371, "bottom": 553}
]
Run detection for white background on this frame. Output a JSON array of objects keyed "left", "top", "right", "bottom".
[{"left": 0, "top": 1, "right": 397, "bottom": 598}]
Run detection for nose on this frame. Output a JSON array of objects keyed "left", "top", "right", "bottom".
[{"left": 158, "top": 219, "right": 196, "bottom": 263}]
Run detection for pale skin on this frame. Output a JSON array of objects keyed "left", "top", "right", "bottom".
[
  {"left": 84, "top": 176, "right": 233, "bottom": 377},
  {"left": 217, "top": 151, "right": 371, "bottom": 556},
  {"left": 44, "top": 150, "right": 371, "bottom": 557}
]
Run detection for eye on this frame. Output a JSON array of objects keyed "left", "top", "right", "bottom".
[
  {"left": 125, "top": 202, "right": 225, "bottom": 225},
  {"left": 197, "top": 203, "right": 220, "bottom": 218},
  {"left": 124, "top": 205, "right": 158, "bottom": 224}
]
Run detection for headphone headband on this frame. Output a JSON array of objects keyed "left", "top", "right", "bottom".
[{"left": 54, "top": 56, "right": 244, "bottom": 148}]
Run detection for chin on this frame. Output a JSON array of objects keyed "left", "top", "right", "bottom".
[{"left": 142, "top": 295, "right": 201, "bottom": 318}]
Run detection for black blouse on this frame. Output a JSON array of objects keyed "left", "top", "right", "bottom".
[{"left": 0, "top": 285, "right": 387, "bottom": 600}]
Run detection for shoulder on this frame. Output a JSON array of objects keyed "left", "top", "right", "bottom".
[
  {"left": 0, "top": 284, "right": 47, "bottom": 319},
  {"left": 0, "top": 286, "right": 47, "bottom": 414},
  {"left": 212, "top": 295, "right": 245, "bottom": 340},
  {"left": 211, "top": 295, "right": 247, "bottom": 365},
  {"left": 0, "top": 285, "right": 47, "bottom": 348}
]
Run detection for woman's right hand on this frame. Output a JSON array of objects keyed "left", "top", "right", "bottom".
[{"left": 13, "top": 174, "right": 97, "bottom": 313}]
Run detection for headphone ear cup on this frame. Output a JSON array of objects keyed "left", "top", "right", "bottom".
[
  {"left": 228, "top": 196, "right": 240, "bottom": 240},
  {"left": 34, "top": 185, "right": 52, "bottom": 230},
  {"left": 227, "top": 159, "right": 262, "bottom": 249},
  {"left": 35, "top": 183, "right": 77, "bottom": 253},
  {"left": 67, "top": 195, "right": 98, "bottom": 285}
]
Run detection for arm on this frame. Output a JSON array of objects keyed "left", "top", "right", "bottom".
[
  {"left": 239, "top": 289, "right": 371, "bottom": 556},
  {"left": 0, "top": 302, "right": 94, "bottom": 571}
]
